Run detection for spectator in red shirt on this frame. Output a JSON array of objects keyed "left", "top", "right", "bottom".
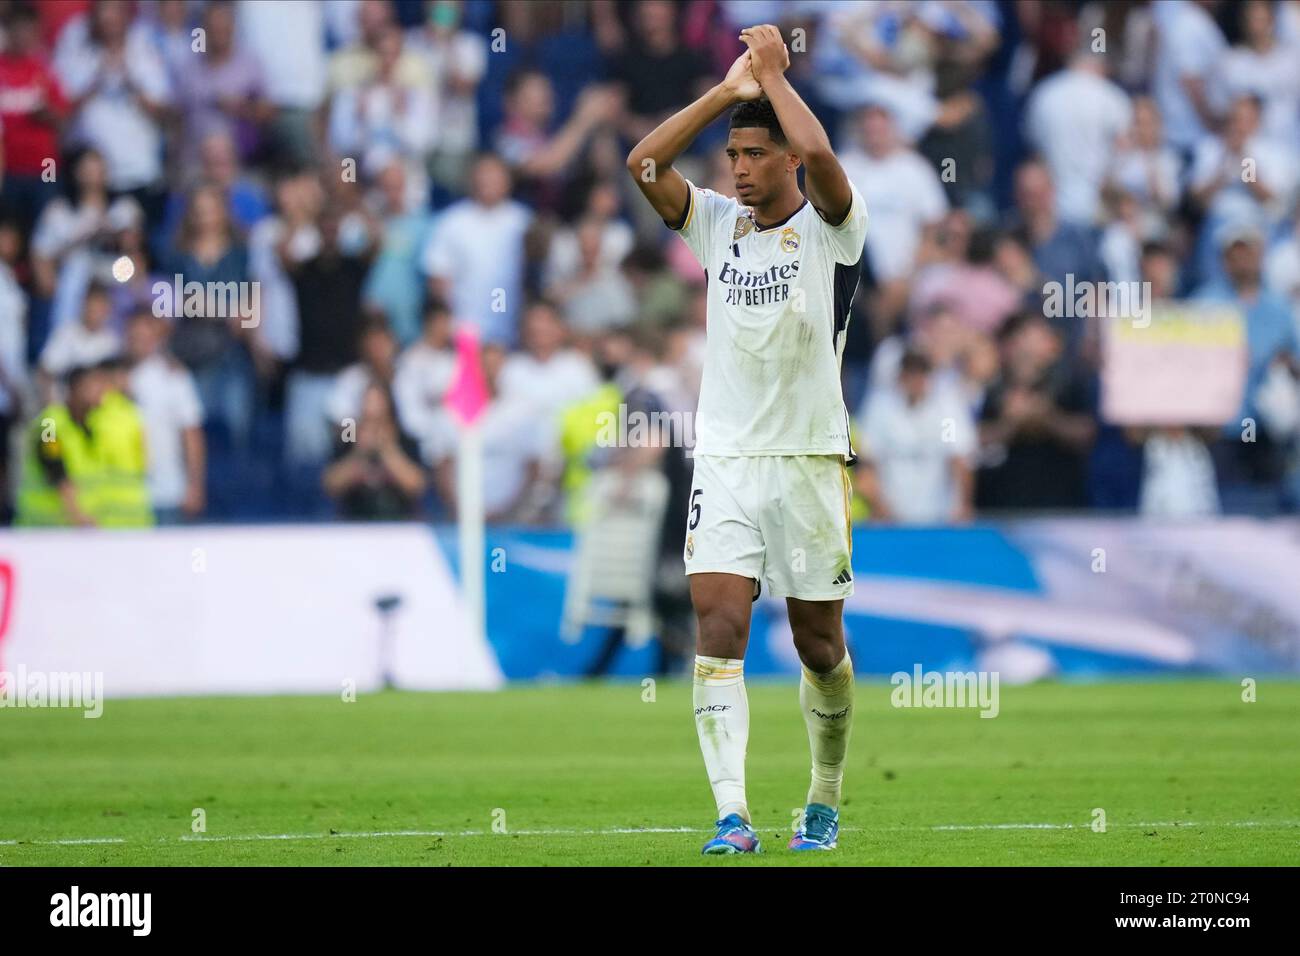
[
  {"left": 0, "top": 2, "right": 68, "bottom": 231},
  {"left": 33, "top": 0, "right": 90, "bottom": 52}
]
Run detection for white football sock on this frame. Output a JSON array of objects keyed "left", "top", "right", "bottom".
[
  {"left": 800, "top": 652, "right": 855, "bottom": 809},
  {"left": 693, "top": 655, "right": 750, "bottom": 823}
]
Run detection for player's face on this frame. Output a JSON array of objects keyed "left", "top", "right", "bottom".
[{"left": 725, "top": 128, "right": 797, "bottom": 207}]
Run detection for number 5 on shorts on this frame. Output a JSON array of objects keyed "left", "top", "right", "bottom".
[{"left": 688, "top": 489, "right": 703, "bottom": 530}]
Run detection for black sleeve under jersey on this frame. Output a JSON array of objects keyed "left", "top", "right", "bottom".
[{"left": 35, "top": 430, "right": 68, "bottom": 485}]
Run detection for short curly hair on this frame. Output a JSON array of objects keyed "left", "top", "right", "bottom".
[{"left": 729, "top": 98, "right": 787, "bottom": 146}]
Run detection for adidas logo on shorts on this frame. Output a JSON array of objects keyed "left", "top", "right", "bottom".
[{"left": 831, "top": 569, "right": 853, "bottom": 587}]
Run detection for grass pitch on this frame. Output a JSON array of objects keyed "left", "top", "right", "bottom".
[{"left": 1, "top": 680, "right": 1296, "bottom": 866}]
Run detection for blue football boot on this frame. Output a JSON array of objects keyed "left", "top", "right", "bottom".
[
  {"left": 701, "top": 813, "right": 762, "bottom": 855},
  {"left": 789, "top": 803, "right": 839, "bottom": 851}
]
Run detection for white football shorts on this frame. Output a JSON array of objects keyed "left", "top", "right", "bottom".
[{"left": 683, "top": 454, "right": 854, "bottom": 601}]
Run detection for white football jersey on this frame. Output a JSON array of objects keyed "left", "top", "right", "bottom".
[{"left": 671, "top": 179, "right": 868, "bottom": 457}]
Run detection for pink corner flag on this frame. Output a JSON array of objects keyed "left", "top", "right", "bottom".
[{"left": 444, "top": 325, "right": 489, "bottom": 426}]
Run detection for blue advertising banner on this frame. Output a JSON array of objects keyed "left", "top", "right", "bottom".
[{"left": 441, "top": 519, "right": 1300, "bottom": 682}]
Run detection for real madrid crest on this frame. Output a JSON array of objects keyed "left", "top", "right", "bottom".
[
  {"left": 685, "top": 533, "right": 695, "bottom": 559},
  {"left": 780, "top": 227, "right": 800, "bottom": 253},
  {"left": 732, "top": 216, "right": 754, "bottom": 241}
]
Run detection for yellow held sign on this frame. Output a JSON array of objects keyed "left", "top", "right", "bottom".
[{"left": 1101, "top": 305, "right": 1246, "bottom": 426}]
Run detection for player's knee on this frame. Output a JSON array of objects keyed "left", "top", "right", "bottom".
[
  {"left": 695, "top": 604, "right": 749, "bottom": 658},
  {"left": 791, "top": 623, "right": 844, "bottom": 673}
]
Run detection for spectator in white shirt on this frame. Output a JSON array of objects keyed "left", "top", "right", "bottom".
[
  {"left": 867, "top": 304, "right": 991, "bottom": 415},
  {"left": 543, "top": 180, "right": 635, "bottom": 291},
  {"left": 840, "top": 103, "right": 947, "bottom": 328},
  {"left": 1098, "top": 186, "right": 1145, "bottom": 284},
  {"left": 547, "top": 219, "right": 637, "bottom": 335},
  {"left": 393, "top": 298, "right": 457, "bottom": 450},
  {"left": 406, "top": 0, "right": 489, "bottom": 194},
  {"left": 1189, "top": 93, "right": 1297, "bottom": 282},
  {"left": 1151, "top": 0, "right": 1227, "bottom": 155},
  {"left": 1137, "top": 427, "right": 1221, "bottom": 517},
  {"left": 1024, "top": 50, "right": 1133, "bottom": 225},
  {"left": 420, "top": 154, "right": 533, "bottom": 345},
  {"left": 30, "top": 149, "right": 145, "bottom": 332},
  {"left": 498, "top": 299, "right": 601, "bottom": 423},
  {"left": 857, "top": 348, "right": 977, "bottom": 524},
  {"left": 1214, "top": 0, "right": 1300, "bottom": 151},
  {"left": 236, "top": 0, "right": 327, "bottom": 166},
  {"left": 328, "top": 23, "right": 434, "bottom": 199},
  {"left": 124, "top": 310, "right": 206, "bottom": 521},
  {"left": 38, "top": 282, "right": 121, "bottom": 403},
  {"left": 0, "top": 217, "right": 29, "bottom": 518},
  {"left": 55, "top": 1, "right": 171, "bottom": 196},
  {"left": 0, "top": 217, "right": 29, "bottom": 410},
  {"left": 1106, "top": 96, "right": 1182, "bottom": 228}
]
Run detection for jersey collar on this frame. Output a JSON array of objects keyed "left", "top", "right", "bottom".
[{"left": 751, "top": 199, "right": 807, "bottom": 233}]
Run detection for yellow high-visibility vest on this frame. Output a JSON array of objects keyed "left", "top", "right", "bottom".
[
  {"left": 16, "top": 399, "right": 154, "bottom": 528},
  {"left": 559, "top": 382, "right": 623, "bottom": 526},
  {"left": 88, "top": 389, "right": 154, "bottom": 528}
]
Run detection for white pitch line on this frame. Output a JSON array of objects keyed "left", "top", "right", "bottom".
[
  {"left": 932, "top": 823, "right": 1081, "bottom": 831},
  {"left": 930, "top": 820, "right": 1300, "bottom": 831},
  {"left": 178, "top": 826, "right": 703, "bottom": 843},
  {"left": 0, "top": 837, "right": 127, "bottom": 846},
  {"left": 3, "top": 820, "right": 1297, "bottom": 848}
]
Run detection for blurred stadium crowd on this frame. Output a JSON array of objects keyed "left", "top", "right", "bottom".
[{"left": 2, "top": 0, "right": 1300, "bottom": 528}]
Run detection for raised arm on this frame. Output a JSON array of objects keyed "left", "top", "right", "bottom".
[
  {"left": 625, "top": 52, "right": 762, "bottom": 224},
  {"left": 740, "top": 24, "right": 852, "bottom": 225}
]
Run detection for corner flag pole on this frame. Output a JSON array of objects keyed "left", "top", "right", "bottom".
[
  {"left": 445, "top": 325, "right": 490, "bottom": 646},
  {"left": 457, "top": 420, "right": 485, "bottom": 644}
]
